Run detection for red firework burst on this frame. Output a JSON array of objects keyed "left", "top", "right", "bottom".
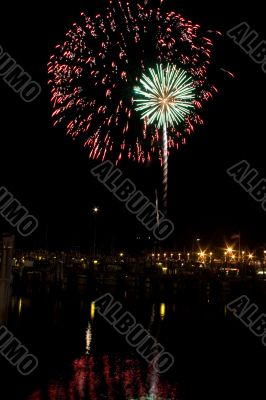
[{"left": 48, "top": 0, "right": 218, "bottom": 164}]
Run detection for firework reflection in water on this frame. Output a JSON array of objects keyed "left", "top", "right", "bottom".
[{"left": 28, "top": 319, "right": 178, "bottom": 399}]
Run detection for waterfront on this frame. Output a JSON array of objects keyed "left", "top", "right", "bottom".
[
  {"left": 1, "top": 274, "right": 266, "bottom": 400},
  {"left": 1, "top": 0, "right": 265, "bottom": 397}
]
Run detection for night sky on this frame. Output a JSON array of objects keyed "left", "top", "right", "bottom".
[{"left": 0, "top": 0, "right": 265, "bottom": 252}]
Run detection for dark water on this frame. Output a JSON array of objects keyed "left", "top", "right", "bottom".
[{"left": 1, "top": 282, "right": 266, "bottom": 400}]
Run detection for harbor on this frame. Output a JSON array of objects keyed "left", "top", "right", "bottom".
[{"left": 1, "top": 235, "right": 266, "bottom": 399}]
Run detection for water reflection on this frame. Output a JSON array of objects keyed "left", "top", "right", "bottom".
[
  {"left": 28, "top": 304, "right": 178, "bottom": 400},
  {"left": 8, "top": 275, "right": 257, "bottom": 400},
  {"left": 90, "top": 302, "right": 95, "bottom": 321},
  {"left": 148, "top": 304, "right": 155, "bottom": 330},
  {"left": 224, "top": 304, "right": 227, "bottom": 317},
  {"left": 28, "top": 354, "right": 178, "bottom": 400},
  {"left": 18, "top": 297, "right": 22, "bottom": 316},
  {"left": 159, "top": 303, "right": 166, "bottom": 321},
  {"left": 85, "top": 323, "right": 92, "bottom": 355},
  {"left": 10, "top": 295, "right": 31, "bottom": 318}
]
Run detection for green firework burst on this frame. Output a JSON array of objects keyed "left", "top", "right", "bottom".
[{"left": 134, "top": 64, "right": 195, "bottom": 128}]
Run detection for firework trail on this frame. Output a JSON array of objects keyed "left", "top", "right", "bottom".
[
  {"left": 134, "top": 63, "right": 195, "bottom": 211},
  {"left": 48, "top": 0, "right": 219, "bottom": 207},
  {"left": 162, "top": 124, "right": 168, "bottom": 211}
]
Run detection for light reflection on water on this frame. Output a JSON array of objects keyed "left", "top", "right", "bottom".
[
  {"left": 85, "top": 323, "right": 92, "bottom": 355},
  {"left": 27, "top": 350, "right": 178, "bottom": 399},
  {"left": 28, "top": 354, "right": 178, "bottom": 399},
  {"left": 27, "top": 299, "right": 178, "bottom": 400},
  {"left": 7, "top": 281, "right": 265, "bottom": 400},
  {"left": 159, "top": 303, "right": 166, "bottom": 321},
  {"left": 18, "top": 297, "right": 22, "bottom": 316},
  {"left": 90, "top": 302, "right": 95, "bottom": 321}
]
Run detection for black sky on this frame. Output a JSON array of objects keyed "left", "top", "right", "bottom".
[{"left": 0, "top": 0, "right": 266, "bottom": 252}]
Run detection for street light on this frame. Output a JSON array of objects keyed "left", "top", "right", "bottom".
[
  {"left": 192, "top": 238, "right": 201, "bottom": 261},
  {"left": 92, "top": 207, "right": 99, "bottom": 258},
  {"left": 263, "top": 251, "right": 266, "bottom": 275},
  {"left": 224, "top": 251, "right": 227, "bottom": 262}
]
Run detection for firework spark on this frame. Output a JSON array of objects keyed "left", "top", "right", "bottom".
[
  {"left": 134, "top": 63, "right": 195, "bottom": 209},
  {"left": 134, "top": 64, "right": 195, "bottom": 128},
  {"left": 48, "top": 0, "right": 217, "bottom": 165}
]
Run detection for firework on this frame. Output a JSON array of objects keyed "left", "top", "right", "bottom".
[
  {"left": 48, "top": 0, "right": 217, "bottom": 166},
  {"left": 134, "top": 64, "right": 195, "bottom": 128},
  {"left": 134, "top": 63, "right": 195, "bottom": 209}
]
